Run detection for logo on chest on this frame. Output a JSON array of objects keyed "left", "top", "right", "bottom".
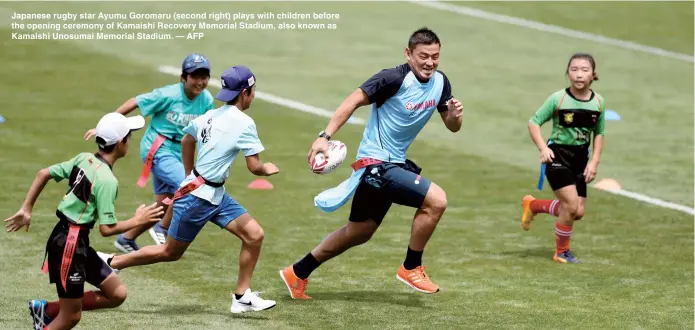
[
  {"left": 563, "top": 112, "right": 574, "bottom": 124},
  {"left": 404, "top": 99, "right": 436, "bottom": 112},
  {"left": 166, "top": 109, "right": 199, "bottom": 127}
]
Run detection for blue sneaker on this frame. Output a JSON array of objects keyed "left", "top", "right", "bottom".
[
  {"left": 113, "top": 235, "right": 140, "bottom": 254},
  {"left": 28, "top": 299, "right": 51, "bottom": 330},
  {"left": 554, "top": 250, "right": 580, "bottom": 264},
  {"left": 148, "top": 222, "right": 168, "bottom": 245}
]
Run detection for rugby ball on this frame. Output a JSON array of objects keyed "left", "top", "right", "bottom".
[{"left": 310, "top": 140, "right": 347, "bottom": 175}]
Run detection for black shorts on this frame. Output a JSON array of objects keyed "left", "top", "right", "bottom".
[
  {"left": 45, "top": 219, "right": 113, "bottom": 299},
  {"left": 545, "top": 143, "right": 590, "bottom": 197},
  {"left": 349, "top": 159, "right": 432, "bottom": 225}
]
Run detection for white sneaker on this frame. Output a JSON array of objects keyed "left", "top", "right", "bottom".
[
  {"left": 148, "top": 223, "right": 167, "bottom": 245},
  {"left": 96, "top": 251, "right": 120, "bottom": 274},
  {"left": 230, "top": 289, "right": 276, "bottom": 313}
]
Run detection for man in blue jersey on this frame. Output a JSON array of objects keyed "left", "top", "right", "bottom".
[
  {"left": 280, "top": 27, "right": 464, "bottom": 299},
  {"left": 84, "top": 54, "right": 215, "bottom": 253},
  {"left": 98, "top": 65, "right": 278, "bottom": 313}
]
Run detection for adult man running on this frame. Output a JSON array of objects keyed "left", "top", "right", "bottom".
[{"left": 281, "top": 27, "right": 464, "bottom": 299}]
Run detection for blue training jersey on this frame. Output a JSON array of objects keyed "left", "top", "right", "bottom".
[
  {"left": 181, "top": 105, "right": 265, "bottom": 205},
  {"left": 356, "top": 63, "right": 453, "bottom": 163},
  {"left": 136, "top": 83, "right": 215, "bottom": 162}
]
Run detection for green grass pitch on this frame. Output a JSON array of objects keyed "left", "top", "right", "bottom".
[{"left": 0, "top": 2, "right": 692, "bottom": 329}]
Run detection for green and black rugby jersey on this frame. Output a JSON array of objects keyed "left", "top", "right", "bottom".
[
  {"left": 529, "top": 88, "right": 605, "bottom": 146},
  {"left": 48, "top": 152, "right": 118, "bottom": 226}
]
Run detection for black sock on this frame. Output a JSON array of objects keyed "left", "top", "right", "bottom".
[
  {"left": 293, "top": 253, "right": 321, "bottom": 280},
  {"left": 107, "top": 257, "right": 113, "bottom": 266},
  {"left": 234, "top": 293, "right": 244, "bottom": 300},
  {"left": 403, "top": 246, "right": 423, "bottom": 270}
]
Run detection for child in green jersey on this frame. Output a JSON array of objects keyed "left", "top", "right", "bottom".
[
  {"left": 520, "top": 53, "right": 606, "bottom": 264},
  {"left": 5, "top": 113, "right": 163, "bottom": 330}
]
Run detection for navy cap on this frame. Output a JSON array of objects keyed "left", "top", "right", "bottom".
[
  {"left": 216, "top": 66, "right": 256, "bottom": 102},
  {"left": 182, "top": 53, "right": 210, "bottom": 74}
]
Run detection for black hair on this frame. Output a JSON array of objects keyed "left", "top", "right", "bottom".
[
  {"left": 408, "top": 27, "right": 441, "bottom": 50},
  {"left": 566, "top": 53, "right": 598, "bottom": 81},
  {"left": 225, "top": 87, "right": 254, "bottom": 105},
  {"left": 180, "top": 68, "right": 211, "bottom": 81},
  {"left": 96, "top": 131, "right": 131, "bottom": 153}
]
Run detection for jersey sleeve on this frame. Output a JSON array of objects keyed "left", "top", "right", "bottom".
[
  {"left": 594, "top": 95, "right": 606, "bottom": 136},
  {"left": 94, "top": 178, "right": 118, "bottom": 225},
  {"left": 529, "top": 93, "right": 558, "bottom": 126},
  {"left": 135, "top": 87, "right": 173, "bottom": 117},
  {"left": 238, "top": 122, "right": 265, "bottom": 157},
  {"left": 437, "top": 71, "right": 454, "bottom": 113},
  {"left": 359, "top": 68, "right": 404, "bottom": 107},
  {"left": 47, "top": 154, "right": 81, "bottom": 182},
  {"left": 183, "top": 115, "right": 203, "bottom": 140}
]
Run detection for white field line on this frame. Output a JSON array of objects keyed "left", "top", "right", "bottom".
[
  {"left": 596, "top": 188, "right": 695, "bottom": 216},
  {"left": 159, "top": 66, "right": 695, "bottom": 216},
  {"left": 406, "top": 0, "right": 694, "bottom": 63}
]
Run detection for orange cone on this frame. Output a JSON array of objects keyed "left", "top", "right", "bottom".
[
  {"left": 594, "top": 178, "right": 621, "bottom": 192},
  {"left": 248, "top": 179, "right": 273, "bottom": 190}
]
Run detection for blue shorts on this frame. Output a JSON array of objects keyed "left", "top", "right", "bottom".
[
  {"left": 168, "top": 193, "right": 248, "bottom": 243},
  {"left": 349, "top": 161, "right": 432, "bottom": 225},
  {"left": 149, "top": 153, "right": 185, "bottom": 196}
]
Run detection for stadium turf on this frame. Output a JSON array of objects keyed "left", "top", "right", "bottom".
[{"left": 0, "top": 2, "right": 692, "bottom": 329}]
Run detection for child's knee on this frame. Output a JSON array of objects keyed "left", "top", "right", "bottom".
[
  {"left": 574, "top": 205, "right": 585, "bottom": 220},
  {"left": 561, "top": 200, "right": 580, "bottom": 217},
  {"left": 111, "top": 285, "right": 128, "bottom": 306},
  {"left": 161, "top": 247, "right": 183, "bottom": 262},
  {"left": 243, "top": 222, "right": 265, "bottom": 246}
]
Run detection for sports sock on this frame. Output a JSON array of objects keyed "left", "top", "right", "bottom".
[
  {"left": 234, "top": 293, "right": 244, "bottom": 300},
  {"left": 293, "top": 253, "right": 321, "bottom": 280},
  {"left": 555, "top": 222, "right": 573, "bottom": 253},
  {"left": 531, "top": 199, "right": 560, "bottom": 216},
  {"left": 403, "top": 246, "right": 423, "bottom": 270}
]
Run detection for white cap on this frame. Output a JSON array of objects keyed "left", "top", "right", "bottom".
[{"left": 95, "top": 112, "right": 146, "bottom": 147}]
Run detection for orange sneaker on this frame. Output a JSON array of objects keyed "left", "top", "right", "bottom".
[
  {"left": 280, "top": 265, "right": 311, "bottom": 300},
  {"left": 396, "top": 264, "right": 440, "bottom": 293},
  {"left": 521, "top": 195, "right": 536, "bottom": 231}
]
